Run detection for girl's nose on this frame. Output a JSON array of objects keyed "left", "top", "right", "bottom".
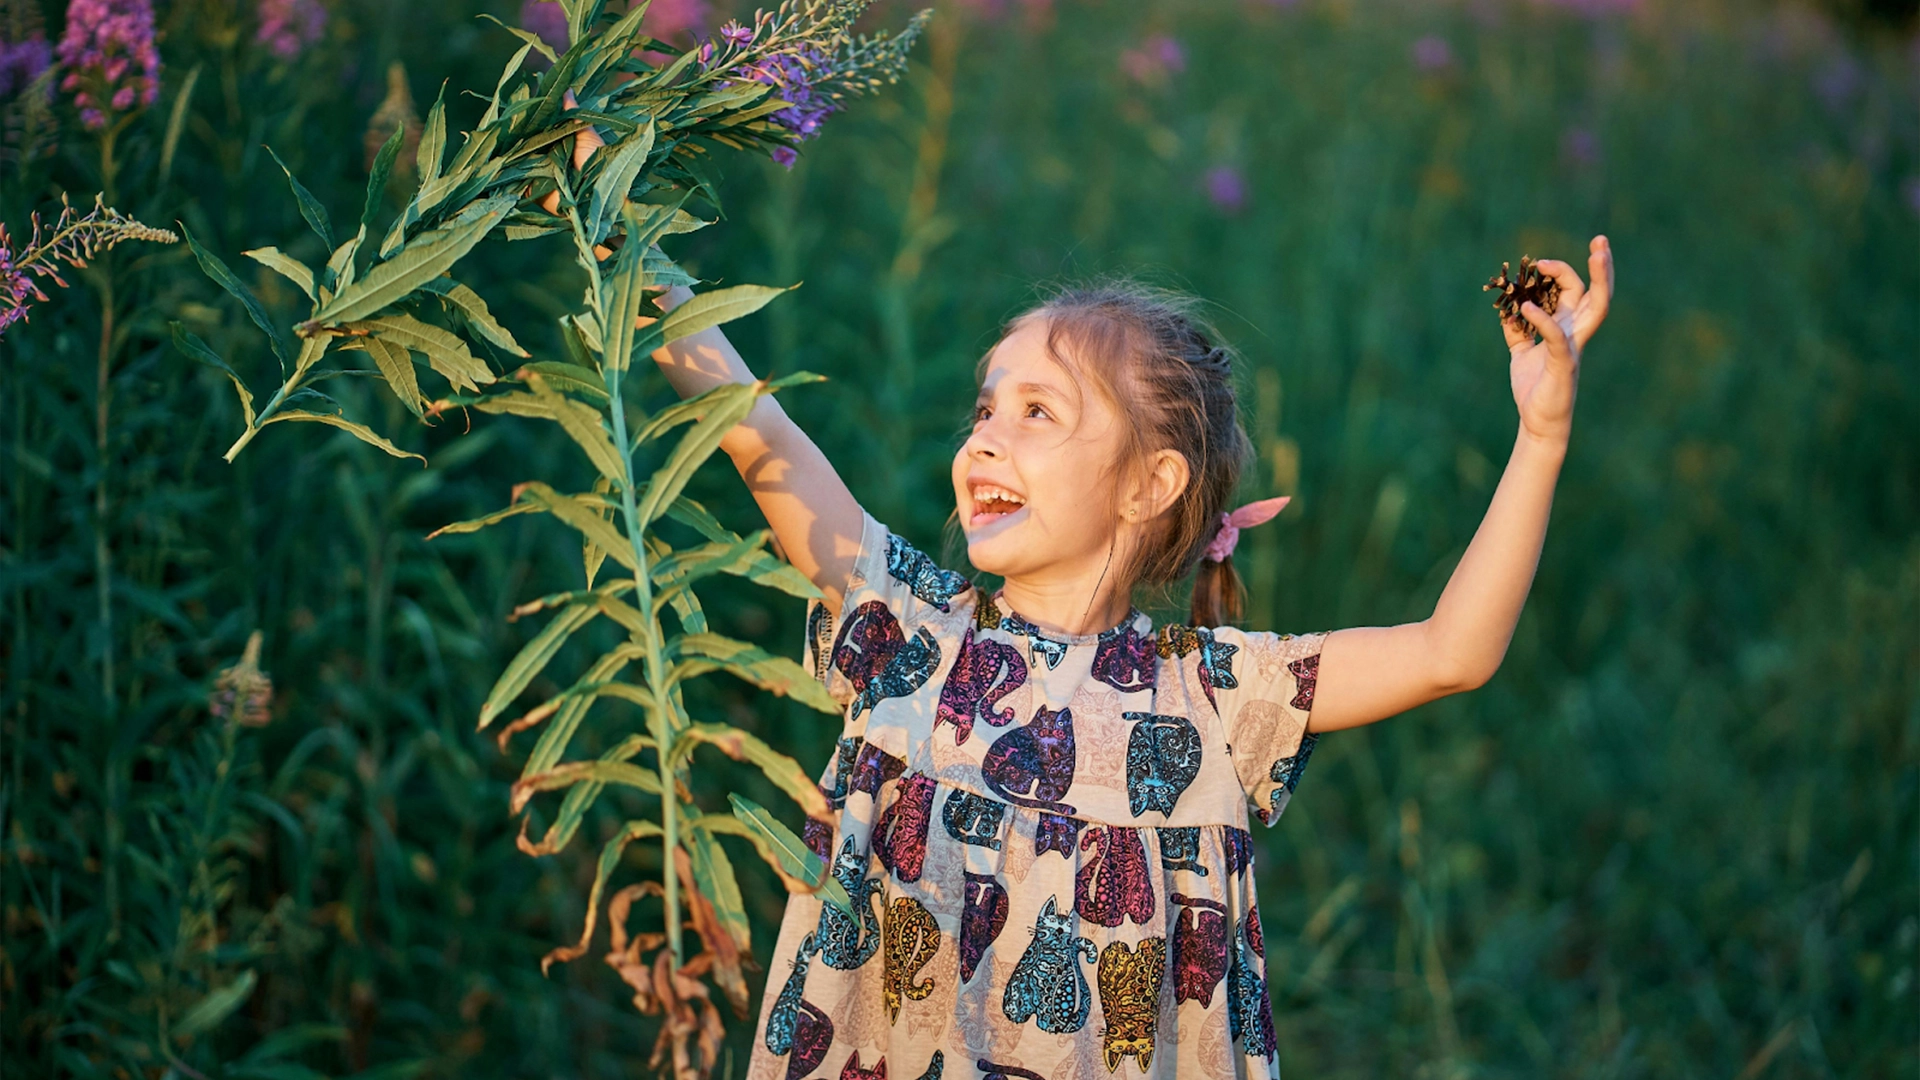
[{"left": 963, "top": 425, "right": 1003, "bottom": 460}]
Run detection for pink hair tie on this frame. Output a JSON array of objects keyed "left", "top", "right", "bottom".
[{"left": 1202, "top": 497, "right": 1291, "bottom": 562}]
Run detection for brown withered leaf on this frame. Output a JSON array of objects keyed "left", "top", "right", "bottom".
[{"left": 210, "top": 630, "right": 274, "bottom": 726}]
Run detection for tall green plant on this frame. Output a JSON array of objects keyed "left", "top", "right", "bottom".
[{"left": 178, "top": 1, "right": 924, "bottom": 1074}]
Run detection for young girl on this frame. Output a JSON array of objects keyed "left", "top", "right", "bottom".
[{"left": 645, "top": 242, "right": 1612, "bottom": 1080}]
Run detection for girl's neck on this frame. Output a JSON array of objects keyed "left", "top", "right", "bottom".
[{"left": 996, "top": 576, "right": 1134, "bottom": 638}]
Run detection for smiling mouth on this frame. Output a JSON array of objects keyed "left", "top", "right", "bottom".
[{"left": 968, "top": 484, "right": 1027, "bottom": 528}]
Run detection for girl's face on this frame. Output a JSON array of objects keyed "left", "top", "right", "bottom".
[{"left": 952, "top": 318, "right": 1132, "bottom": 588}]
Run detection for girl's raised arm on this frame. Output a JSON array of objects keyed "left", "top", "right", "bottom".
[
  {"left": 646, "top": 285, "right": 866, "bottom": 612},
  {"left": 1307, "top": 236, "right": 1615, "bottom": 733}
]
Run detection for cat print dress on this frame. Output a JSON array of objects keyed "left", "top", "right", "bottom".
[{"left": 746, "top": 514, "right": 1325, "bottom": 1080}]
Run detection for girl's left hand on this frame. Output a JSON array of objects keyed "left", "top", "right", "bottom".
[{"left": 1504, "top": 235, "right": 1614, "bottom": 445}]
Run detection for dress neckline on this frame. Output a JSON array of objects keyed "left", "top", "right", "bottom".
[{"left": 982, "top": 590, "right": 1147, "bottom": 646}]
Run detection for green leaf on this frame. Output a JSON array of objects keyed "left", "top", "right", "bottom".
[
  {"left": 655, "top": 284, "right": 790, "bottom": 349},
  {"left": 263, "top": 409, "right": 426, "bottom": 463},
  {"left": 426, "top": 498, "right": 542, "bottom": 539},
  {"left": 478, "top": 600, "right": 601, "bottom": 730},
  {"left": 629, "top": 382, "right": 756, "bottom": 449},
  {"left": 321, "top": 225, "right": 365, "bottom": 299},
  {"left": 633, "top": 383, "right": 760, "bottom": 526},
  {"left": 516, "top": 360, "right": 607, "bottom": 403},
  {"left": 364, "top": 121, "right": 405, "bottom": 230},
  {"left": 418, "top": 81, "right": 448, "bottom": 187},
  {"left": 537, "top": 818, "right": 663, "bottom": 973},
  {"left": 516, "top": 482, "right": 635, "bottom": 572},
  {"left": 528, "top": 376, "right": 626, "bottom": 484},
  {"left": 671, "top": 723, "right": 830, "bottom": 820},
  {"left": 182, "top": 225, "right": 292, "bottom": 374},
  {"left": 171, "top": 323, "right": 256, "bottom": 428},
  {"left": 425, "top": 279, "right": 528, "bottom": 357},
  {"left": 596, "top": 206, "right": 658, "bottom": 378},
  {"left": 724, "top": 796, "right": 852, "bottom": 914},
  {"left": 244, "top": 247, "right": 316, "bottom": 300},
  {"left": 477, "top": 15, "right": 558, "bottom": 64},
  {"left": 309, "top": 198, "right": 512, "bottom": 326},
  {"left": 525, "top": 644, "right": 645, "bottom": 775},
  {"left": 173, "top": 970, "right": 258, "bottom": 1038},
  {"left": 266, "top": 147, "right": 334, "bottom": 249},
  {"left": 356, "top": 314, "right": 496, "bottom": 392},
  {"left": 671, "top": 633, "right": 841, "bottom": 714},
  {"left": 362, "top": 337, "right": 426, "bottom": 416},
  {"left": 685, "top": 827, "right": 752, "bottom": 954},
  {"left": 587, "top": 120, "right": 656, "bottom": 246}
]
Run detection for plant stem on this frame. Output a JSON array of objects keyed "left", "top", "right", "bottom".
[
  {"left": 606, "top": 373, "right": 682, "bottom": 966},
  {"left": 95, "top": 270, "right": 115, "bottom": 714}
]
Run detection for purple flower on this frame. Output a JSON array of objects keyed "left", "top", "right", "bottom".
[
  {"left": 641, "top": 0, "right": 710, "bottom": 42},
  {"left": 1409, "top": 34, "right": 1453, "bottom": 73},
  {"left": 1204, "top": 165, "right": 1247, "bottom": 213},
  {"left": 0, "top": 241, "right": 37, "bottom": 333},
  {"left": 256, "top": 0, "right": 327, "bottom": 61},
  {"left": 0, "top": 34, "right": 53, "bottom": 97},
  {"left": 732, "top": 46, "right": 843, "bottom": 165},
  {"left": 520, "top": 0, "right": 569, "bottom": 53},
  {"left": 1120, "top": 34, "right": 1184, "bottom": 84},
  {"left": 1812, "top": 55, "right": 1862, "bottom": 113},
  {"left": 1560, "top": 125, "right": 1601, "bottom": 167},
  {"left": 55, "top": 0, "right": 159, "bottom": 130},
  {"left": 719, "top": 20, "right": 752, "bottom": 46}
]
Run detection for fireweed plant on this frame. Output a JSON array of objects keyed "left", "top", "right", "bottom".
[{"left": 178, "top": 0, "right": 925, "bottom": 1073}]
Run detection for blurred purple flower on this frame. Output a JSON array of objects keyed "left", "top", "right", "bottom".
[
  {"left": 257, "top": 0, "right": 326, "bottom": 61},
  {"left": 1120, "top": 34, "right": 1184, "bottom": 84},
  {"left": 1532, "top": 0, "right": 1639, "bottom": 15},
  {"left": 520, "top": 0, "right": 569, "bottom": 53},
  {"left": 1409, "top": 34, "right": 1453, "bottom": 73},
  {"left": 769, "top": 145, "right": 797, "bottom": 168},
  {"left": 719, "top": 20, "right": 752, "bottom": 46},
  {"left": 1812, "top": 55, "right": 1861, "bottom": 112},
  {"left": 1204, "top": 165, "right": 1247, "bottom": 214},
  {"left": 1560, "top": 125, "right": 1601, "bottom": 167},
  {"left": 0, "top": 240, "right": 38, "bottom": 333},
  {"left": 0, "top": 34, "right": 52, "bottom": 97},
  {"left": 56, "top": 0, "right": 160, "bottom": 130},
  {"left": 642, "top": 0, "right": 710, "bottom": 42},
  {"left": 732, "top": 46, "right": 843, "bottom": 167}
]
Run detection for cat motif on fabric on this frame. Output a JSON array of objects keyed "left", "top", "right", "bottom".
[
  {"left": 1074, "top": 825, "right": 1155, "bottom": 927},
  {"left": 1223, "top": 825, "right": 1255, "bottom": 877},
  {"left": 1169, "top": 894, "right": 1230, "bottom": 1007},
  {"left": 1003, "top": 895, "right": 1099, "bottom": 1033},
  {"left": 766, "top": 933, "right": 834, "bottom": 1079},
  {"left": 1123, "top": 711, "right": 1203, "bottom": 818},
  {"left": 960, "top": 872, "right": 1008, "bottom": 982},
  {"left": 980, "top": 704, "right": 1077, "bottom": 815},
  {"left": 941, "top": 789, "right": 1007, "bottom": 851},
  {"left": 999, "top": 611, "right": 1068, "bottom": 669},
  {"left": 815, "top": 836, "right": 883, "bottom": 970},
  {"left": 1261, "top": 732, "right": 1320, "bottom": 825},
  {"left": 1158, "top": 825, "right": 1209, "bottom": 876},
  {"left": 1227, "top": 908, "right": 1278, "bottom": 1060},
  {"left": 834, "top": 600, "right": 942, "bottom": 720},
  {"left": 850, "top": 742, "right": 908, "bottom": 799},
  {"left": 873, "top": 772, "right": 938, "bottom": 882},
  {"left": 935, "top": 629, "right": 1027, "bottom": 745},
  {"left": 1034, "top": 812, "right": 1083, "bottom": 858},
  {"left": 977, "top": 1062, "right": 1045, "bottom": 1080},
  {"left": 1288, "top": 653, "right": 1320, "bottom": 710},
  {"left": 881, "top": 896, "right": 941, "bottom": 1023},
  {"left": 885, "top": 532, "right": 971, "bottom": 612},
  {"left": 1097, "top": 936, "right": 1168, "bottom": 1072},
  {"left": 836, "top": 1050, "right": 890, "bottom": 1080},
  {"left": 1091, "top": 622, "right": 1157, "bottom": 694}
]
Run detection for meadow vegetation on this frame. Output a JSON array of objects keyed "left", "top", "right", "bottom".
[{"left": 2, "top": 0, "right": 1914, "bottom": 1076}]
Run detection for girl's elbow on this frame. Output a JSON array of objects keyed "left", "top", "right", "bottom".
[{"left": 1429, "top": 654, "right": 1500, "bottom": 696}]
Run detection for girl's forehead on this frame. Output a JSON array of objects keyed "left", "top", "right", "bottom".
[{"left": 980, "top": 321, "right": 1075, "bottom": 392}]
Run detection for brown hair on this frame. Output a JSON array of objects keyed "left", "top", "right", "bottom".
[{"left": 993, "top": 278, "right": 1256, "bottom": 627}]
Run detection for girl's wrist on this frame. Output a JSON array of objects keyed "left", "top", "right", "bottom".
[{"left": 1516, "top": 423, "right": 1571, "bottom": 461}]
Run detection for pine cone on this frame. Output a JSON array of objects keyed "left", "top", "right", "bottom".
[{"left": 1483, "top": 255, "right": 1559, "bottom": 328}]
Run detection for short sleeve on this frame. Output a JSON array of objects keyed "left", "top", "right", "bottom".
[
  {"left": 801, "top": 511, "right": 973, "bottom": 709},
  {"left": 1209, "top": 627, "right": 1329, "bottom": 827}
]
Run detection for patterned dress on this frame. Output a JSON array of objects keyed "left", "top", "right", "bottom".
[{"left": 747, "top": 515, "right": 1325, "bottom": 1080}]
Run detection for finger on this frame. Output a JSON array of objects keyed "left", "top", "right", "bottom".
[
  {"left": 573, "top": 123, "right": 605, "bottom": 170},
  {"left": 1531, "top": 257, "right": 1586, "bottom": 310},
  {"left": 1500, "top": 310, "right": 1533, "bottom": 350},
  {"left": 1520, "top": 301, "right": 1575, "bottom": 369},
  {"left": 1573, "top": 235, "right": 1613, "bottom": 345}
]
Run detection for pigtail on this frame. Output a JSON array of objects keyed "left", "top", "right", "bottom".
[{"left": 1189, "top": 554, "right": 1244, "bottom": 628}]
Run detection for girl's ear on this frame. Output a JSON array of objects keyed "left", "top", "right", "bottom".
[{"left": 1132, "top": 449, "right": 1190, "bottom": 520}]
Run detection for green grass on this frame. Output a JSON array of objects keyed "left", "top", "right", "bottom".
[{"left": 3, "top": 0, "right": 1914, "bottom": 1076}]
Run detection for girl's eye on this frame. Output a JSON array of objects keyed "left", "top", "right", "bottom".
[
  {"left": 973, "top": 404, "right": 992, "bottom": 424},
  {"left": 1024, "top": 403, "right": 1050, "bottom": 420}
]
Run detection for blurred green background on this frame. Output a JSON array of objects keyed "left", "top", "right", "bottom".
[{"left": 2, "top": 0, "right": 1915, "bottom": 1076}]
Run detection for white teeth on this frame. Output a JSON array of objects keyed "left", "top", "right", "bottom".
[{"left": 972, "top": 485, "right": 1025, "bottom": 507}]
